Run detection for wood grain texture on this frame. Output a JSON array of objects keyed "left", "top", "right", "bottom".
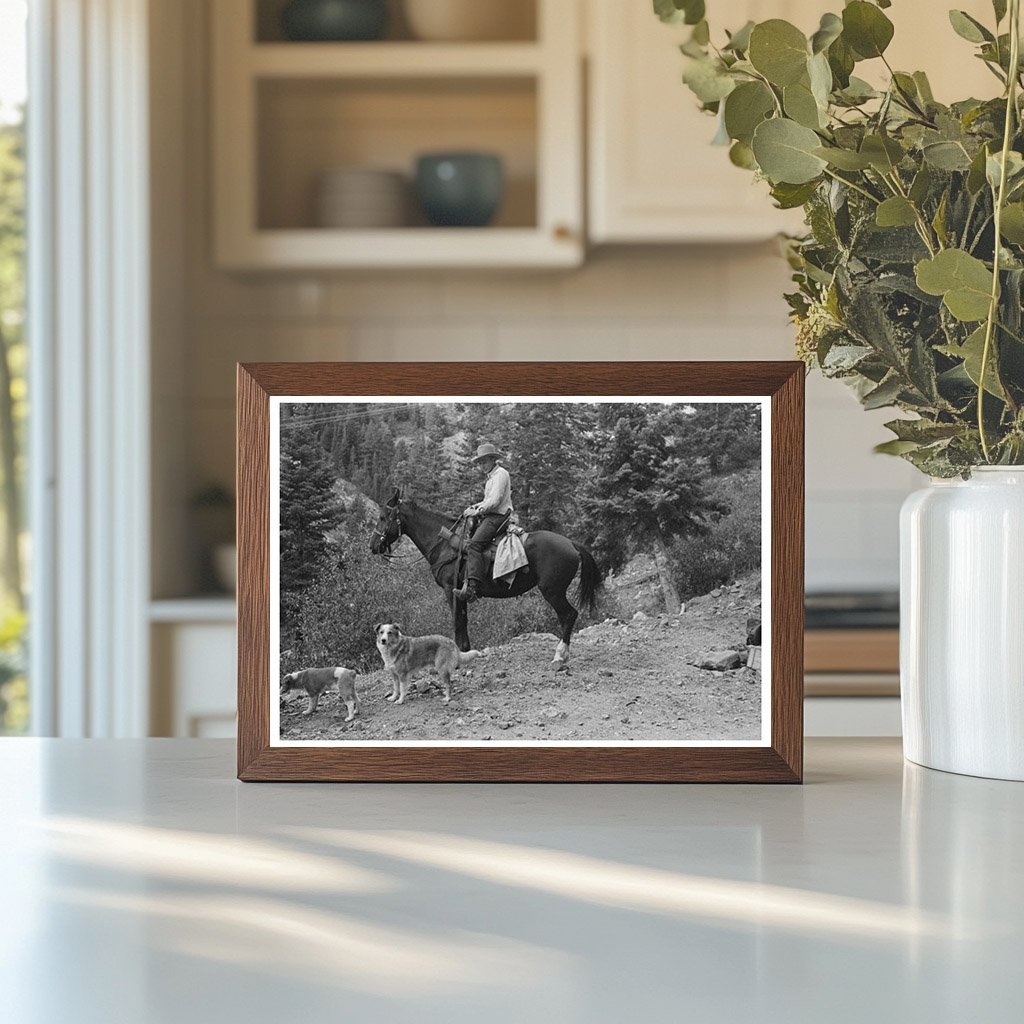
[
  {"left": 804, "top": 629, "right": 899, "bottom": 674},
  {"left": 236, "top": 361, "right": 805, "bottom": 783}
]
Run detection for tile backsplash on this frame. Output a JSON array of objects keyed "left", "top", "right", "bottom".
[{"left": 181, "top": 246, "right": 916, "bottom": 593}]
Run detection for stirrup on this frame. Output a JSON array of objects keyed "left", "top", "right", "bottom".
[{"left": 455, "top": 579, "right": 479, "bottom": 603}]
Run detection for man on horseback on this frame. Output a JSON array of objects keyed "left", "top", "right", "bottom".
[{"left": 456, "top": 442, "right": 512, "bottom": 603}]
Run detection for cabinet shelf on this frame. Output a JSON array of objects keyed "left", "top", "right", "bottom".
[
  {"left": 218, "top": 226, "right": 580, "bottom": 270},
  {"left": 249, "top": 42, "right": 544, "bottom": 78},
  {"left": 212, "top": 0, "right": 582, "bottom": 269}
]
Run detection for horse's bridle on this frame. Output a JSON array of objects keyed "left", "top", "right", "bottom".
[{"left": 372, "top": 501, "right": 403, "bottom": 556}]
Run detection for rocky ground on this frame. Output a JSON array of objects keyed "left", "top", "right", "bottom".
[{"left": 279, "top": 571, "right": 763, "bottom": 743}]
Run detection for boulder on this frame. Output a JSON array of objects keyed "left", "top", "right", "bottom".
[
  {"left": 697, "top": 649, "right": 743, "bottom": 671},
  {"left": 632, "top": 610, "right": 649, "bottom": 622}
]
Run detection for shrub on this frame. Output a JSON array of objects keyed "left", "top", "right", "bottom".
[{"left": 670, "top": 471, "right": 762, "bottom": 600}]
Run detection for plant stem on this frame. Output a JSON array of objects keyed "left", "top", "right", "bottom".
[
  {"left": 979, "top": 0, "right": 1021, "bottom": 462},
  {"left": 822, "top": 167, "right": 880, "bottom": 204},
  {"left": 884, "top": 171, "right": 939, "bottom": 254}
]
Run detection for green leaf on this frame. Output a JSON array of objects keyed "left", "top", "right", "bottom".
[
  {"left": 874, "top": 439, "right": 922, "bottom": 455},
  {"left": 860, "top": 133, "right": 904, "bottom": 173},
  {"left": 784, "top": 80, "right": 824, "bottom": 129},
  {"left": 948, "top": 10, "right": 994, "bottom": 44},
  {"left": 729, "top": 140, "right": 757, "bottom": 169},
  {"left": 724, "top": 20, "right": 755, "bottom": 53},
  {"left": 827, "top": 36, "right": 855, "bottom": 88},
  {"left": 653, "top": 0, "right": 681, "bottom": 24},
  {"left": 808, "top": 51, "right": 833, "bottom": 109},
  {"left": 842, "top": 1, "right": 895, "bottom": 59},
  {"left": 915, "top": 249, "right": 994, "bottom": 322},
  {"left": 751, "top": 118, "right": 828, "bottom": 184},
  {"left": 810, "top": 12, "right": 843, "bottom": 54},
  {"left": 770, "top": 180, "right": 820, "bottom": 209},
  {"left": 913, "top": 71, "right": 935, "bottom": 104},
  {"left": 723, "top": 81, "right": 775, "bottom": 144},
  {"left": 653, "top": 0, "right": 705, "bottom": 26},
  {"left": 862, "top": 375, "right": 903, "bottom": 409},
  {"left": 932, "top": 190, "right": 950, "bottom": 246},
  {"left": 814, "top": 146, "right": 872, "bottom": 170},
  {"left": 682, "top": 57, "right": 736, "bottom": 104},
  {"left": 748, "top": 20, "right": 809, "bottom": 86},
  {"left": 986, "top": 150, "right": 1024, "bottom": 191},
  {"left": 967, "top": 144, "right": 991, "bottom": 194},
  {"left": 922, "top": 140, "right": 972, "bottom": 171},
  {"left": 885, "top": 418, "right": 963, "bottom": 443},
  {"left": 837, "top": 76, "right": 879, "bottom": 104},
  {"left": 939, "top": 325, "right": 1006, "bottom": 398},
  {"left": 909, "top": 164, "right": 933, "bottom": 205},
  {"left": 876, "top": 197, "right": 918, "bottom": 228},
  {"left": 682, "top": 0, "right": 705, "bottom": 25},
  {"left": 993, "top": 0, "right": 1008, "bottom": 24},
  {"left": 891, "top": 72, "right": 921, "bottom": 108},
  {"left": 1000, "top": 203, "right": 1024, "bottom": 245},
  {"left": 691, "top": 19, "right": 710, "bottom": 45}
]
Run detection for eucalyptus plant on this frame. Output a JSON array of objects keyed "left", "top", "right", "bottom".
[{"left": 657, "top": 0, "right": 1024, "bottom": 475}]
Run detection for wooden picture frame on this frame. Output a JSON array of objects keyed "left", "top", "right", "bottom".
[{"left": 237, "top": 362, "right": 804, "bottom": 782}]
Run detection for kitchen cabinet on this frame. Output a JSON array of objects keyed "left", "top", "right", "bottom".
[
  {"left": 587, "top": 0, "right": 813, "bottom": 243},
  {"left": 150, "top": 601, "right": 237, "bottom": 737},
  {"left": 211, "top": 0, "right": 583, "bottom": 269},
  {"left": 586, "top": 0, "right": 998, "bottom": 244}
]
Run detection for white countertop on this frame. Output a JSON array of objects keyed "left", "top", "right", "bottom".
[{"left": 0, "top": 738, "right": 1020, "bottom": 1023}]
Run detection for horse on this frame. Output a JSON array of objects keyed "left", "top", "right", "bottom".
[{"left": 369, "top": 489, "right": 602, "bottom": 667}]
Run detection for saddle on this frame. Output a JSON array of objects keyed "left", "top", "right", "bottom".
[{"left": 438, "top": 514, "right": 528, "bottom": 582}]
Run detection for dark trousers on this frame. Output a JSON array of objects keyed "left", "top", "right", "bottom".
[{"left": 466, "top": 513, "right": 506, "bottom": 583}]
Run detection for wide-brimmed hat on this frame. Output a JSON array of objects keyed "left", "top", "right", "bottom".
[{"left": 471, "top": 442, "right": 503, "bottom": 463}]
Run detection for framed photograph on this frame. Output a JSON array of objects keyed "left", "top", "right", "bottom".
[{"left": 237, "top": 362, "right": 803, "bottom": 782}]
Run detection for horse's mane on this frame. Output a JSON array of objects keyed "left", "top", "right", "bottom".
[{"left": 400, "top": 496, "right": 457, "bottom": 529}]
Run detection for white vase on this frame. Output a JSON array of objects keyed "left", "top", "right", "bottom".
[{"left": 900, "top": 467, "right": 1024, "bottom": 780}]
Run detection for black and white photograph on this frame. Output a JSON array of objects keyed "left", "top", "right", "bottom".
[{"left": 270, "top": 397, "right": 770, "bottom": 746}]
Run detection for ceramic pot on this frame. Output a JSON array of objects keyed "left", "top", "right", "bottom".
[
  {"left": 900, "top": 467, "right": 1024, "bottom": 780},
  {"left": 316, "top": 168, "right": 407, "bottom": 228},
  {"left": 403, "top": 0, "right": 535, "bottom": 42},
  {"left": 281, "top": 0, "right": 388, "bottom": 41},
  {"left": 415, "top": 152, "right": 504, "bottom": 227}
]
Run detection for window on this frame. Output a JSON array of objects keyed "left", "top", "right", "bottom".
[{"left": 0, "top": 0, "right": 28, "bottom": 734}]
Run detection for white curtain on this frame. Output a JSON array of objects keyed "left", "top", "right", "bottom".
[{"left": 28, "top": 0, "right": 150, "bottom": 736}]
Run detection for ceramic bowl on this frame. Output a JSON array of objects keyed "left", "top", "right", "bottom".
[
  {"left": 316, "top": 168, "right": 407, "bottom": 228},
  {"left": 281, "top": 0, "right": 388, "bottom": 42},
  {"left": 415, "top": 152, "right": 504, "bottom": 228},
  {"left": 403, "top": 0, "right": 535, "bottom": 42}
]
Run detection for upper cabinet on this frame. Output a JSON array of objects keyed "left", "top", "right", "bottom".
[
  {"left": 211, "top": 0, "right": 1005, "bottom": 266},
  {"left": 211, "top": 0, "right": 584, "bottom": 269},
  {"left": 587, "top": 0, "right": 816, "bottom": 243},
  {"left": 586, "top": 0, "right": 998, "bottom": 245}
]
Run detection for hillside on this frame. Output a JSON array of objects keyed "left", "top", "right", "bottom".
[{"left": 279, "top": 572, "right": 763, "bottom": 743}]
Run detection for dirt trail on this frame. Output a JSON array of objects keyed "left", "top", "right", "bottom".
[{"left": 280, "top": 573, "right": 762, "bottom": 742}]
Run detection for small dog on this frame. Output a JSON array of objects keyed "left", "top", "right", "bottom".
[
  {"left": 374, "top": 624, "right": 480, "bottom": 705},
  {"left": 280, "top": 667, "right": 359, "bottom": 721}
]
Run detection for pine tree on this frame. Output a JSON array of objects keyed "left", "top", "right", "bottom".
[
  {"left": 279, "top": 424, "right": 341, "bottom": 629},
  {"left": 582, "top": 405, "right": 727, "bottom": 612}
]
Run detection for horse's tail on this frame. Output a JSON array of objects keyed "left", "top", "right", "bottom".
[{"left": 572, "top": 542, "right": 603, "bottom": 616}]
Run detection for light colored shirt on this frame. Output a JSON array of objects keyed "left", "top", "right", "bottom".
[{"left": 476, "top": 464, "right": 512, "bottom": 514}]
